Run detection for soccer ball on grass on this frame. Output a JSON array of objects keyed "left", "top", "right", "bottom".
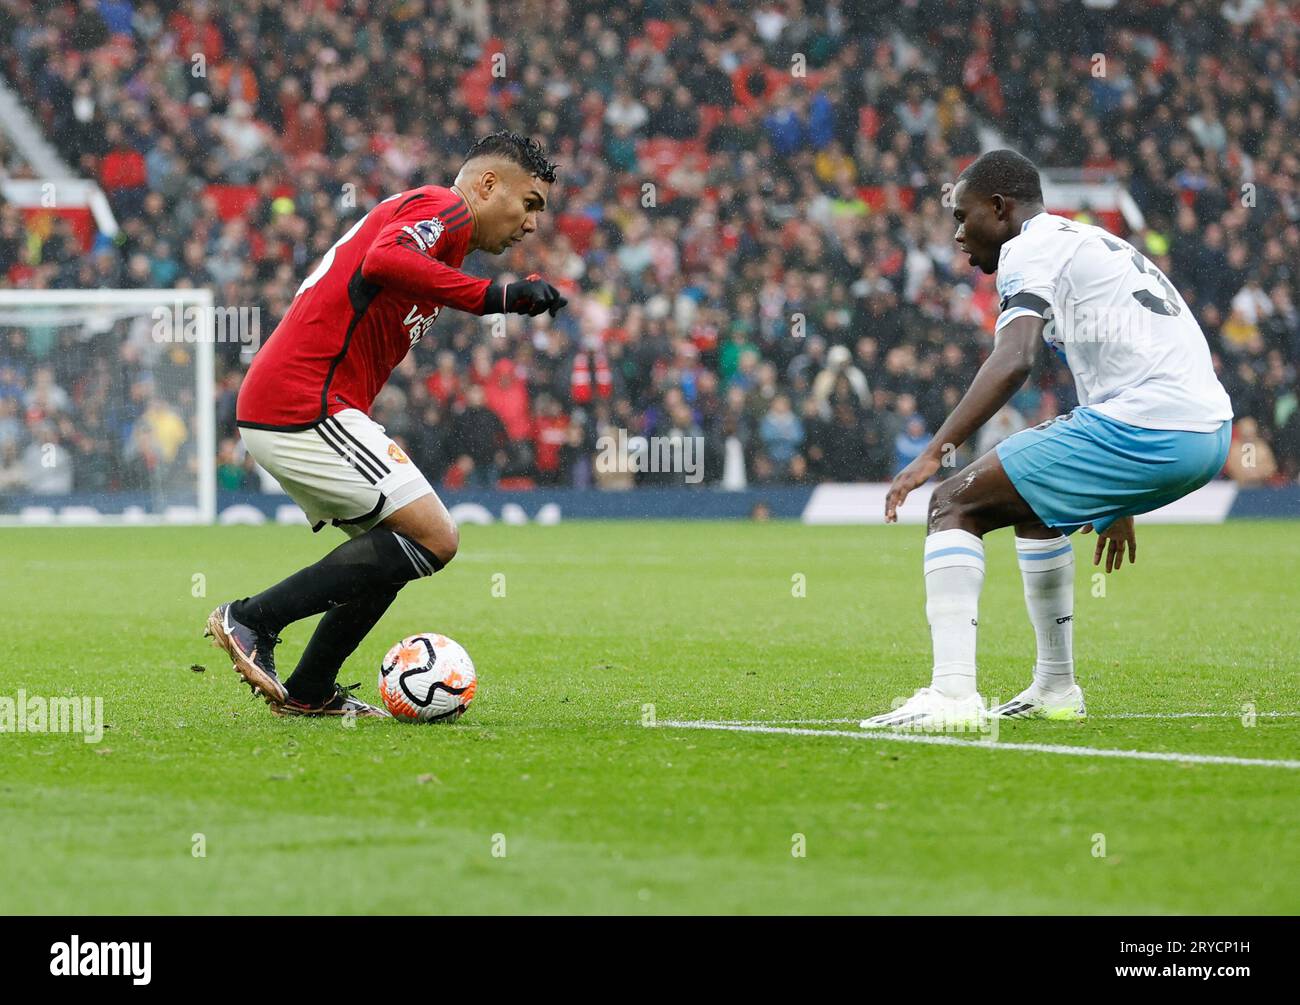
[{"left": 378, "top": 633, "right": 477, "bottom": 723}]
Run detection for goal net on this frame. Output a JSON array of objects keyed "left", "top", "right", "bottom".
[{"left": 0, "top": 290, "right": 216, "bottom": 525}]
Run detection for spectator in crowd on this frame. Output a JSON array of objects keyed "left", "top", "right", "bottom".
[
  {"left": 216, "top": 437, "right": 248, "bottom": 491},
  {"left": 1225, "top": 417, "right": 1279, "bottom": 485},
  {"left": 822, "top": 401, "right": 866, "bottom": 482},
  {"left": 531, "top": 394, "right": 570, "bottom": 486},
  {"left": 0, "top": 441, "right": 25, "bottom": 493},
  {"left": 22, "top": 423, "right": 73, "bottom": 494},
  {"left": 24, "top": 367, "right": 71, "bottom": 416},
  {"left": 0, "top": 397, "right": 22, "bottom": 452},
  {"left": 407, "top": 399, "right": 452, "bottom": 487},
  {"left": 811, "top": 345, "right": 870, "bottom": 418},
  {"left": 483, "top": 357, "right": 532, "bottom": 473},
  {"left": 894, "top": 414, "right": 933, "bottom": 477},
  {"left": 449, "top": 383, "right": 507, "bottom": 489},
  {"left": 759, "top": 394, "right": 804, "bottom": 479},
  {"left": 0, "top": 0, "right": 1295, "bottom": 501}
]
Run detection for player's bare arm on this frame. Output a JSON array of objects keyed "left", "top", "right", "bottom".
[{"left": 884, "top": 316, "right": 1042, "bottom": 523}]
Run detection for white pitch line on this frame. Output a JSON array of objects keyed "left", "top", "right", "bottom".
[
  {"left": 1103, "top": 711, "right": 1300, "bottom": 720},
  {"left": 710, "top": 712, "right": 1300, "bottom": 725},
  {"left": 710, "top": 718, "right": 861, "bottom": 725},
  {"left": 656, "top": 720, "right": 1300, "bottom": 770}
]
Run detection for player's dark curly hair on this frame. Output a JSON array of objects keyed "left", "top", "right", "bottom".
[
  {"left": 463, "top": 131, "right": 558, "bottom": 184},
  {"left": 958, "top": 149, "right": 1043, "bottom": 203}
]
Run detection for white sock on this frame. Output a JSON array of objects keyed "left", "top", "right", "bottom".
[
  {"left": 1015, "top": 535, "right": 1075, "bottom": 695},
  {"left": 923, "top": 529, "right": 985, "bottom": 699}
]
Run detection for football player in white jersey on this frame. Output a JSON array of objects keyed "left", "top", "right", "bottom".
[{"left": 862, "top": 149, "right": 1233, "bottom": 730}]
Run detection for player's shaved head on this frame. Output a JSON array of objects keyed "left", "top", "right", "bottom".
[
  {"left": 952, "top": 149, "right": 1045, "bottom": 274},
  {"left": 461, "top": 131, "right": 557, "bottom": 184},
  {"left": 958, "top": 149, "right": 1043, "bottom": 203}
]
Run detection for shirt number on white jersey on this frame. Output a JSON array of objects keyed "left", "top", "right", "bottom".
[{"left": 1101, "top": 237, "right": 1181, "bottom": 317}]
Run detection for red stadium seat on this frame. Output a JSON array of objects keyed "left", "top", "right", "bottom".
[{"left": 98, "top": 150, "right": 146, "bottom": 192}]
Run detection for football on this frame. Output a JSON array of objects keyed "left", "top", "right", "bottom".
[{"left": 377, "top": 633, "right": 478, "bottom": 723}]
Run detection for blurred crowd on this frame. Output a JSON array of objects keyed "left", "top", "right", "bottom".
[{"left": 1, "top": 0, "right": 1298, "bottom": 497}]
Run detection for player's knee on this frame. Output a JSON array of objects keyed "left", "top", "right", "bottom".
[
  {"left": 927, "top": 479, "right": 999, "bottom": 536},
  {"left": 416, "top": 518, "right": 458, "bottom": 568},
  {"left": 439, "top": 519, "right": 460, "bottom": 566},
  {"left": 927, "top": 480, "right": 984, "bottom": 534},
  {"left": 927, "top": 482, "right": 958, "bottom": 531}
]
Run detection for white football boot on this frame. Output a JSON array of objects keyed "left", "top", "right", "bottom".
[
  {"left": 860, "top": 687, "right": 988, "bottom": 731},
  {"left": 989, "top": 683, "right": 1086, "bottom": 721}
]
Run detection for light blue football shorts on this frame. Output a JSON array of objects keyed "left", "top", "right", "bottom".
[{"left": 994, "top": 406, "right": 1232, "bottom": 536}]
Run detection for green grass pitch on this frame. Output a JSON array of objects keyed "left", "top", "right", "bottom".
[{"left": 2, "top": 520, "right": 1297, "bottom": 914}]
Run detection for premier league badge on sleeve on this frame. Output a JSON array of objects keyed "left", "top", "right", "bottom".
[
  {"left": 400, "top": 217, "right": 445, "bottom": 252},
  {"left": 414, "top": 217, "right": 444, "bottom": 248}
]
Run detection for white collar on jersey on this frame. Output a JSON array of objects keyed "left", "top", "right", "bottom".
[{"left": 1020, "top": 211, "right": 1048, "bottom": 234}]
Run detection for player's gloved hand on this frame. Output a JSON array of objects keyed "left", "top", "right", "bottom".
[{"left": 485, "top": 274, "right": 567, "bottom": 317}]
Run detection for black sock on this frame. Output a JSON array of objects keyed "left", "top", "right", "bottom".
[
  {"left": 231, "top": 527, "right": 441, "bottom": 635},
  {"left": 284, "top": 585, "right": 403, "bottom": 705}
]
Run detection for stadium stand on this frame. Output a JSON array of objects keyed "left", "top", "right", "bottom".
[{"left": 0, "top": 0, "right": 1297, "bottom": 495}]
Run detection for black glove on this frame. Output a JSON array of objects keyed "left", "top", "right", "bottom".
[{"left": 485, "top": 275, "right": 567, "bottom": 317}]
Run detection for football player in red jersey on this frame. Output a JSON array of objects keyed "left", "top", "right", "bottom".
[{"left": 205, "top": 132, "right": 566, "bottom": 717}]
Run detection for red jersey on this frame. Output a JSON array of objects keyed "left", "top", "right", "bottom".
[
  {"left": 532, "top": 414, "right": 569, "bottom": 473},
  {"left": 237, "top": 185, "right": 490, "bottom": 430}
]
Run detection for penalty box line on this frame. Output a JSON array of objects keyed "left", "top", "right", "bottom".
[{"left": 654, "top": 720, "right": 1300, "bottom": 770}]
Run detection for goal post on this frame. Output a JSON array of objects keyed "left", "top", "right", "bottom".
[{"left": 0, "top": 289, "right": 218, "bottom": 525}]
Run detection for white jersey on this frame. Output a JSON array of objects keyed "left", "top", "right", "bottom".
[{"left": 993, "top": 212, "right": 1233, "bottom": 432}]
